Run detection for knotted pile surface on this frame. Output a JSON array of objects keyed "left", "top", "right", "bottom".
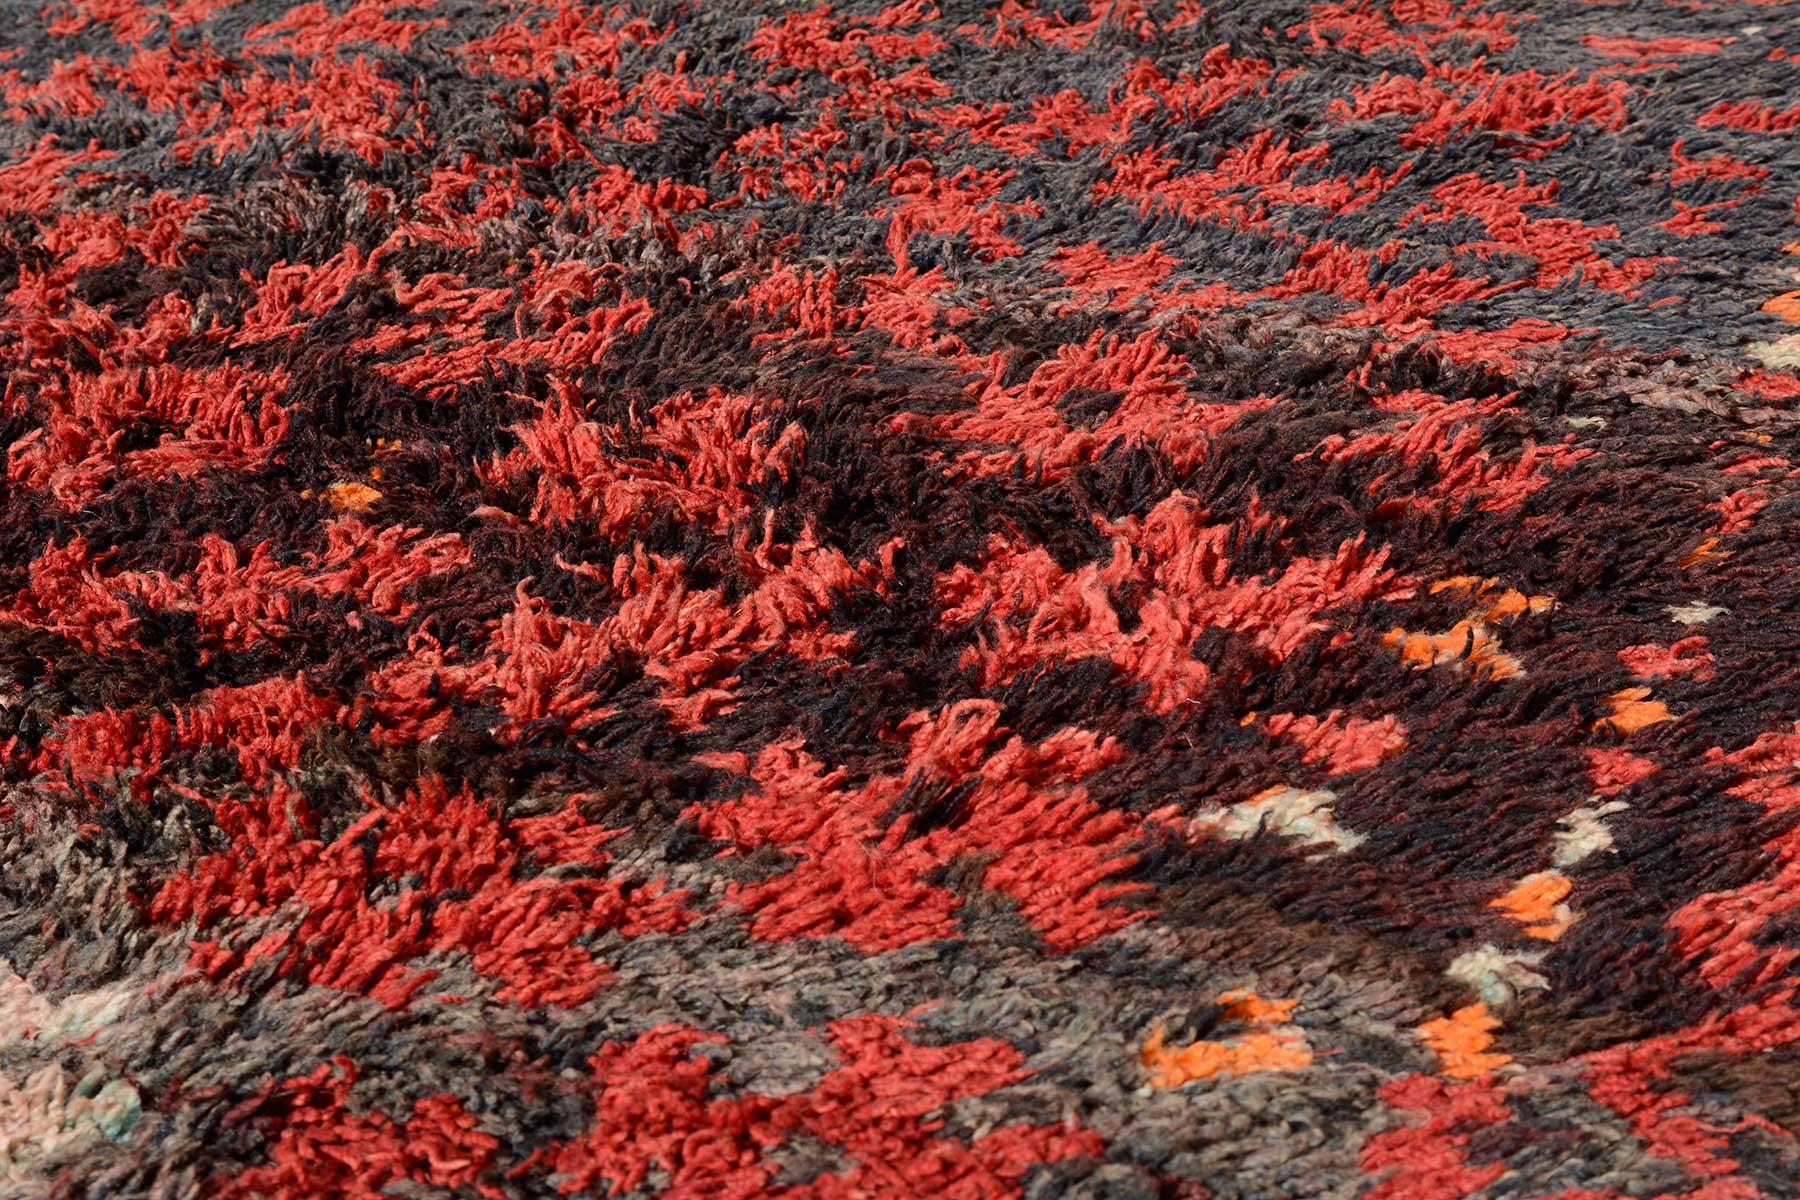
[{"left": 4, "top": 0, "right": 1800, "bottom": 1196}]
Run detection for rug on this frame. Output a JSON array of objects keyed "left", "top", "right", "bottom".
[{"left": 3, "top": 0, "right": 1800, "bottom": 1195}]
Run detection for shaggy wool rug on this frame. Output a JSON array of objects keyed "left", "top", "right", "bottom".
[{"left": 4, "top": 0, "right": 1800, "bottom": 1196}]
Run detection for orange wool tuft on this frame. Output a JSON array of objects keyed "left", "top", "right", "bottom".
[
  {"left": 321, "top": 481, "right": 382, "bottom": 512},
  {"left": 1140, "top": 1026, "right": 1312, "bottom": 1088},
  {"left": 1418, "top": 1004, "right": 1509, "bottom": 1079},
  {"left": 1763, "top": 291, "right": 1800, "bottom": 323},
  {"left": 1219, "top": 989, "right": 1299, "bottom": 1024},
  {"left": 1596, "top": 688, "right": 1672, "bottom": 734},
  {"left": 1384, "top": 621, "right": 1522, "bottom": 680},
  {"left": 1491, "top": 872, "right": 1575, "bottom": 940},
  {"left": 1140, "top": 990, "right": 1310, "bottom": 1087},
  {"left": 1677, "top": 536, "right": 1733, "bottom": 567}
]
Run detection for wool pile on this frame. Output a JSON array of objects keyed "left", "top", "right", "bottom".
[{"left": 3, "top": 0, "right": 1800, "bottom": 1196}]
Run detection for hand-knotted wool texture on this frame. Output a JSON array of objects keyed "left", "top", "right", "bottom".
[{"left": 3, "top": 0, "right": 1800, "bottom": 1196}]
